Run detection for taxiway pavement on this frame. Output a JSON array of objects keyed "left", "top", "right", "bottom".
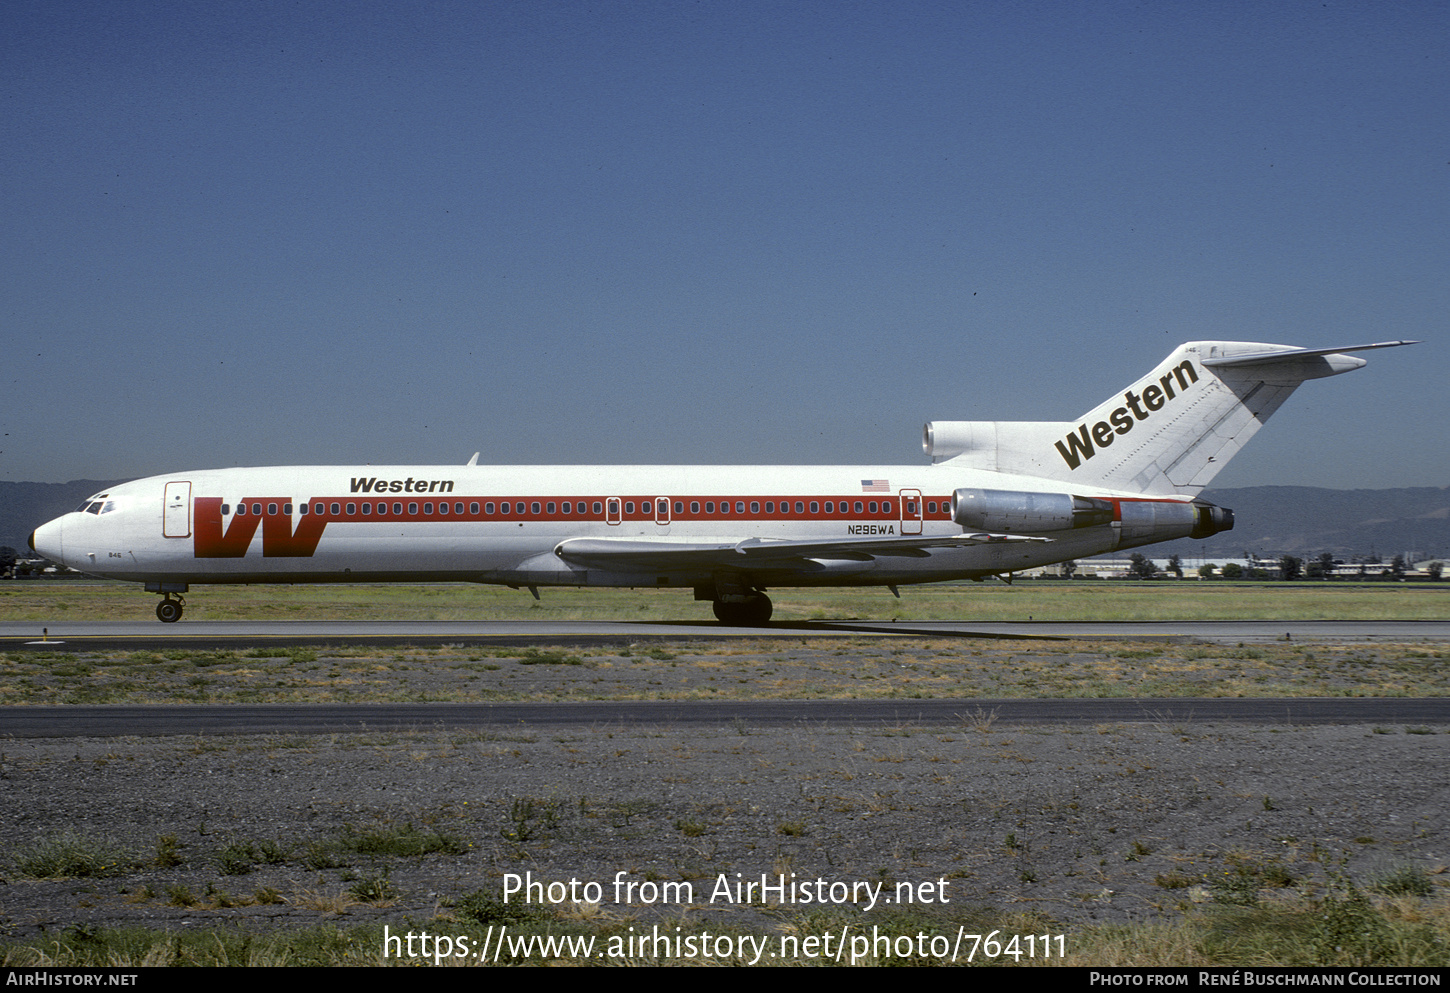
[{"left": 2, "top": 618, "right": 1447, "bottom": 651}]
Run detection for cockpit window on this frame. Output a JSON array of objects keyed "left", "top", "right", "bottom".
[{"left": 75, "top": 492, "right": 109, "bottom": 514}]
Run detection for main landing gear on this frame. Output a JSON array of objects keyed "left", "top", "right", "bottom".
[
  {"left": 712, "top": 594, "right": 772, "bottom": 625},
  {"left": 155, "top": 595, "right": 184, "bottom": 623}
]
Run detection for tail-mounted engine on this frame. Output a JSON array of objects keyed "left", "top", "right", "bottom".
[
  {"left": 952, "top": 488, "right": 1234, "bottom": 543},
  {"left": 1115, "top": 497, "right": 1234, "bottom": 549},
  {"left": 1190, "top": 500, "right": 1234, "bottom": 539},
  {"left": 952, "top": 488, "right": 1113, "bottom": 533}
]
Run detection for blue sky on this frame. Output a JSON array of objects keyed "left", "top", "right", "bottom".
[{"left": 3, "top": 1, "right": 1445, "bottom": 489}]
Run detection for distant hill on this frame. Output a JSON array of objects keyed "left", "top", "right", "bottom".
[
  {"left": 0, "top": 480, "right": 125, "bottom": 553},
  {"left": 3, "top": 479, "right": 1445, "bottom": 564},
  {"left": 1153, "top": 485, "right": 1450, "bottom": 562}
]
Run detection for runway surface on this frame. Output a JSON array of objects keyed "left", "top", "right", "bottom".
[
  {"left": 4, "top": 617, "right": 1448, "bottom": 651},
  {"left": 4, "top": 697, "right": 1449, "bottom": 737}
]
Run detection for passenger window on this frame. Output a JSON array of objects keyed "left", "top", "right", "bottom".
[
  {"left": 810, "top": 501, "right": 819, "bottom": 513},
  {"left": 765, "top": 502, "right": 774, "bottom": 513},
  {"left": 314, "top": 503, "right": 324, "bottom": 516},
  {"left": 222, "top": 504, "right": 231, "bottom": 516},
  {"left": 795, "top": 501, "right": 805, "bottom": 514},
  {"left": 624, "top": 502, "right": 634, "bottom": 515},
  {"left": 470, "top": 502, "right": 479, "bottom": 514},
  {"left": 547, "top": 502, "right": 556, "bottom": 514},
  {"left": 674, "top": 501, "right": 683, "bottom": 513},
  {"left": 284, "top": 503, "right": 293, "bottom": 514},
  {"left": 705, "top": 501, "right": 714, "bottom": 513},
  {"left": 423, "top": 503, "right": 433, "bottom": 514},
  {"left": 456, "top": 502, "right": 464, "bottom": 514},
  {"left": 750, "top": 501, "right": 759, "bottom": 514},
  {"left": 408, "top": 503, "right": 418, "bottom": 514},
  {"left": 330, "top": 503, "right": 340, "bottom": 515},
  {"left": 346, "top": 503, "right": 356, "bottom": 515},
  {"left": 531, "top": 501, "right": 541, "bottom": 514},
  {"left": 735, "top": 501, "right": 744, "bottom": 514},
  {"left": 437, "top": 503, "right": 447, "bottom": 515},
  {"left": 825, "top": 501, "right": 833, "bottom": 513},
  {"left": 593, "top": 501, "right": 603, "bottom": 515},
  {"left": 362, "top": 503, "right": 371, "bottom": 515},
  {"left": 393, "top": 503, "right": 402, "bottom": 515},
  {"left": 691, "top": 502, "right": 699, "bottom": 514},
  {"left": 253, "top": 503, "right": 263, "bottom": 516},
  {"left": 854, "top": 501, "right": 863, "bottom": 513},
  {"left": 883, "top": 500, "right": 893, "bottom": 514},
  {"left": 484, "top": 503, "right": 494, "bottom": 514}
]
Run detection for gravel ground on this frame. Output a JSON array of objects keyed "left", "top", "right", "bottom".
[{"left": 3, "top": 714, "right": 1448, "bottom": 942}]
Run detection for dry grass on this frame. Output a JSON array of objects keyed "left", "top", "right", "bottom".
[
  {"left": 4, "top": 637, "right": 1450, "bottom": 704},
  {"left": 3, "top": 579, "right": 1448, "bottom": 623}
]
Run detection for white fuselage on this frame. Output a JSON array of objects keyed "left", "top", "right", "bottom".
[{"left": 31, "top": 462, "right": 1179, "bottom": 591}]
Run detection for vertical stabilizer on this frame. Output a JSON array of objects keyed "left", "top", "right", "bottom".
[{"left": 927, "top": 340, "right": 1414, "bottom": 496}]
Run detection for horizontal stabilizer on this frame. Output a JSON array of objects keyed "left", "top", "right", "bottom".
[{"left": 1201, "top": 340, "right": 1419, "bottom": 370}]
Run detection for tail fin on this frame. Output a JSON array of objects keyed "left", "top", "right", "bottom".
[{"left": 924, "top": 340, "right": 1415, "bottom": 496}]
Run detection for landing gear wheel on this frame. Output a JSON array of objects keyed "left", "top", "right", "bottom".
[
  {"left": 156, "top": 598, "right": 183, "bottom": 623},
  {"left": 712, "top": 593, "right": 772, "bottom": 626}
]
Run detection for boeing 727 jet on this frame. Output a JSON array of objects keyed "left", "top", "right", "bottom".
[{"left": 29, "top": 339, "right": 1414, "bottom": 623}]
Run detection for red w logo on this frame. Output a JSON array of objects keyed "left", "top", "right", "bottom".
[{"left": 194, "top": 498, "right": 326, "bottom": 558}]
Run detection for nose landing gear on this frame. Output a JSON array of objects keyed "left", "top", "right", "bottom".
[{"left": 155, "top": 595, "right": 184, "bottom": 623}]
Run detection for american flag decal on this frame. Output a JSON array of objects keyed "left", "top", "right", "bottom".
[{"left": 861, "top": 479, "right": 889, "bottom": 492}]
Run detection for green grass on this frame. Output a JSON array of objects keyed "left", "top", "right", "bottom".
[
  {"left": 2, "top": 579, "right": 1447, "bottom": 623},
  {"left": 3, "top": 890, "right": 1447, "bottom": 966},
  {"left": 12, "top": 831, "right": 139, "bottom": 879}
]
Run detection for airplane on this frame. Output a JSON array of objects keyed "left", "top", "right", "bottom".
[{"left": 29, "top": 339, "right": 1415, "bottom": 624}]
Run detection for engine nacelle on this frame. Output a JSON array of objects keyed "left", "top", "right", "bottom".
[
  {"left": 953, "top": 488, "right": 1114, "bottom": 533},
  {"left": 1191, "top": 500, "right": 1234, "bottom": 539},
  {"left": 923, "top": 421, "right": 994, "bottom": 463},
  {"left": 1115, "top": 498, "right": 1234, "bottom": 548}
]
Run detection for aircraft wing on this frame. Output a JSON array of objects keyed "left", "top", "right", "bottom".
[{"left": 554, "top": 532, "right": 1048, "bottom": 569}]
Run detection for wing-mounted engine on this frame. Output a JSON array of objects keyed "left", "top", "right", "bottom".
[{"left": 952, "top": 488, "right": 1113, "bottom": 533}]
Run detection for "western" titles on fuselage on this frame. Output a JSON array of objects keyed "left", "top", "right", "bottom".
[{"left": 351, "top": 477, "right": 456, "bottom": 493}]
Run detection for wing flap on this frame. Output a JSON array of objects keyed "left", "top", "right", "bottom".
[{"left": 554, "top": 532, "right": 1048, "bottom": 570}]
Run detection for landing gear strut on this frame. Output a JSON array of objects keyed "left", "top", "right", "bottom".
[{"left": 155, "top": 595, "right": 184, "bottom": 623}]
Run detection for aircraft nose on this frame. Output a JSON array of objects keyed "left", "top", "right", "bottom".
[{"left": 29, "top": 516, "right": 64, "bottom": 565}]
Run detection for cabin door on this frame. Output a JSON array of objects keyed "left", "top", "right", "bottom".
[{"left": 163, "top": 481, "right": 192, "bottom": 538}]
